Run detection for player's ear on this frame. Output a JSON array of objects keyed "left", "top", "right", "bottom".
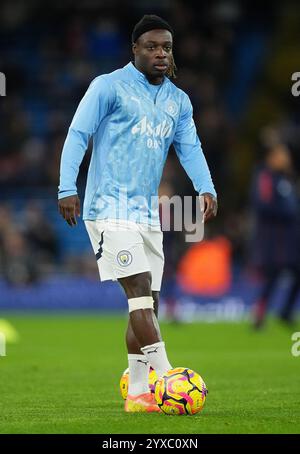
[{"left": 132, "top": 43, "right": 137, "bottom": 56}]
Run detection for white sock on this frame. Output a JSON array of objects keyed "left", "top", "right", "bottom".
[
  {"left": 128, "top": 354, "right": 150, "bottom": 396},
  {"left": 140, "top": 341, "right": 172, "bottom": 378}
]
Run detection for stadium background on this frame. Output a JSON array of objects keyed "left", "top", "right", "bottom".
[
  {"left": 0, "top": 0, "right": 300, "bottom": 435},
  {"left": 1, "top": 0, "right": 299, "bottom": 317}
]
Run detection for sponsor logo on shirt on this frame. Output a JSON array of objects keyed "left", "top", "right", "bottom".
[{"left": 131, "top": 116, "right": 172, "bottom": 139}]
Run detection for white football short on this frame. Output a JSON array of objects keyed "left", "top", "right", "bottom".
[{"left": 85, "top": 219, "right": 165, "bottom": 291}]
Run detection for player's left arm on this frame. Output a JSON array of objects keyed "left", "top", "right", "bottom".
[
  {"left": 173, "top": 93, "right": 218, "bottom": 222},
  {"left": 58, "top": 77, "right": 115, "bottom": 226}
]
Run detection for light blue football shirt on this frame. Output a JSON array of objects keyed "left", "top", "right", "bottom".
[{"left": 58, "top": 62, "right": 217, "bottom": 225}]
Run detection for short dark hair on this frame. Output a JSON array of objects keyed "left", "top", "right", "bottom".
[{"left": 132, "top": 14, "right": 173, "bottom": 44}]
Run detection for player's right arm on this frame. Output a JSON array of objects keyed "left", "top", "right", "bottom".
[{"left": 58, "top": 76, "right": 114, "bottom": 226}]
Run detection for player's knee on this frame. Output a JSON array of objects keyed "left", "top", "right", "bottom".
[
  {"left": 152, "top": 291, "right": 159, "bottom": 317},
  {"left": 119, "top": 271, "right": 152, "bottom": 298}
]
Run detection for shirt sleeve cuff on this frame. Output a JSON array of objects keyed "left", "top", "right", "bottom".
[{"left": 58, "top": 190, "right": 78, "bottom": 200}]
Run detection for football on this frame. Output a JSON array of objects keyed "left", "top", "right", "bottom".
[
  {"left": 120, "top": 366, "right": 158, "bottom": 400},
  {"left": 154, "top": 367, "right": 208, "bottom": 415}
]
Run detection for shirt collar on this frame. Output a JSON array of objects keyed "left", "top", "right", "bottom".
[{"left": 125, "top": 61, "right": 167, "bottom": 87}]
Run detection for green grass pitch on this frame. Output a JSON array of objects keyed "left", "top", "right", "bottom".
[{"left": 0, "top": 314, "right": 299, "bottom": 434}]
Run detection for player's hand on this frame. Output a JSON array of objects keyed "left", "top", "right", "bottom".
[
  {"left": 58, "top": 195, "right": 81, "bottom": 227},
  {"left": 200, "top": 193, "right": 218, "bottom": 222}
]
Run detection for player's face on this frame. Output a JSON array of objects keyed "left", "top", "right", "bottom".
[{"left": 133, "top": 29, "right": 173, "bottom": 84}]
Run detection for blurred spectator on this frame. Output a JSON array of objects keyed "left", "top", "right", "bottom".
[
  {"left": 249, "top": 143, "right": 300, "bottom": 327},
  {"left": 22, "top": 201, "right": 58, "bottom": 265},
  {"left": 0, "top": 227, "right": 37, "bottom": 286},
  {"left": 0, "top": 201, "right": 58, "bottom": 285}
]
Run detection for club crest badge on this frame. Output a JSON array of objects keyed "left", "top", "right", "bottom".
[
  {"left": 117, "top": 250, "right": 133, "bottom": 267},
  {"left": 166, "top": 100, "right": 178, "bottom": 116}
]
